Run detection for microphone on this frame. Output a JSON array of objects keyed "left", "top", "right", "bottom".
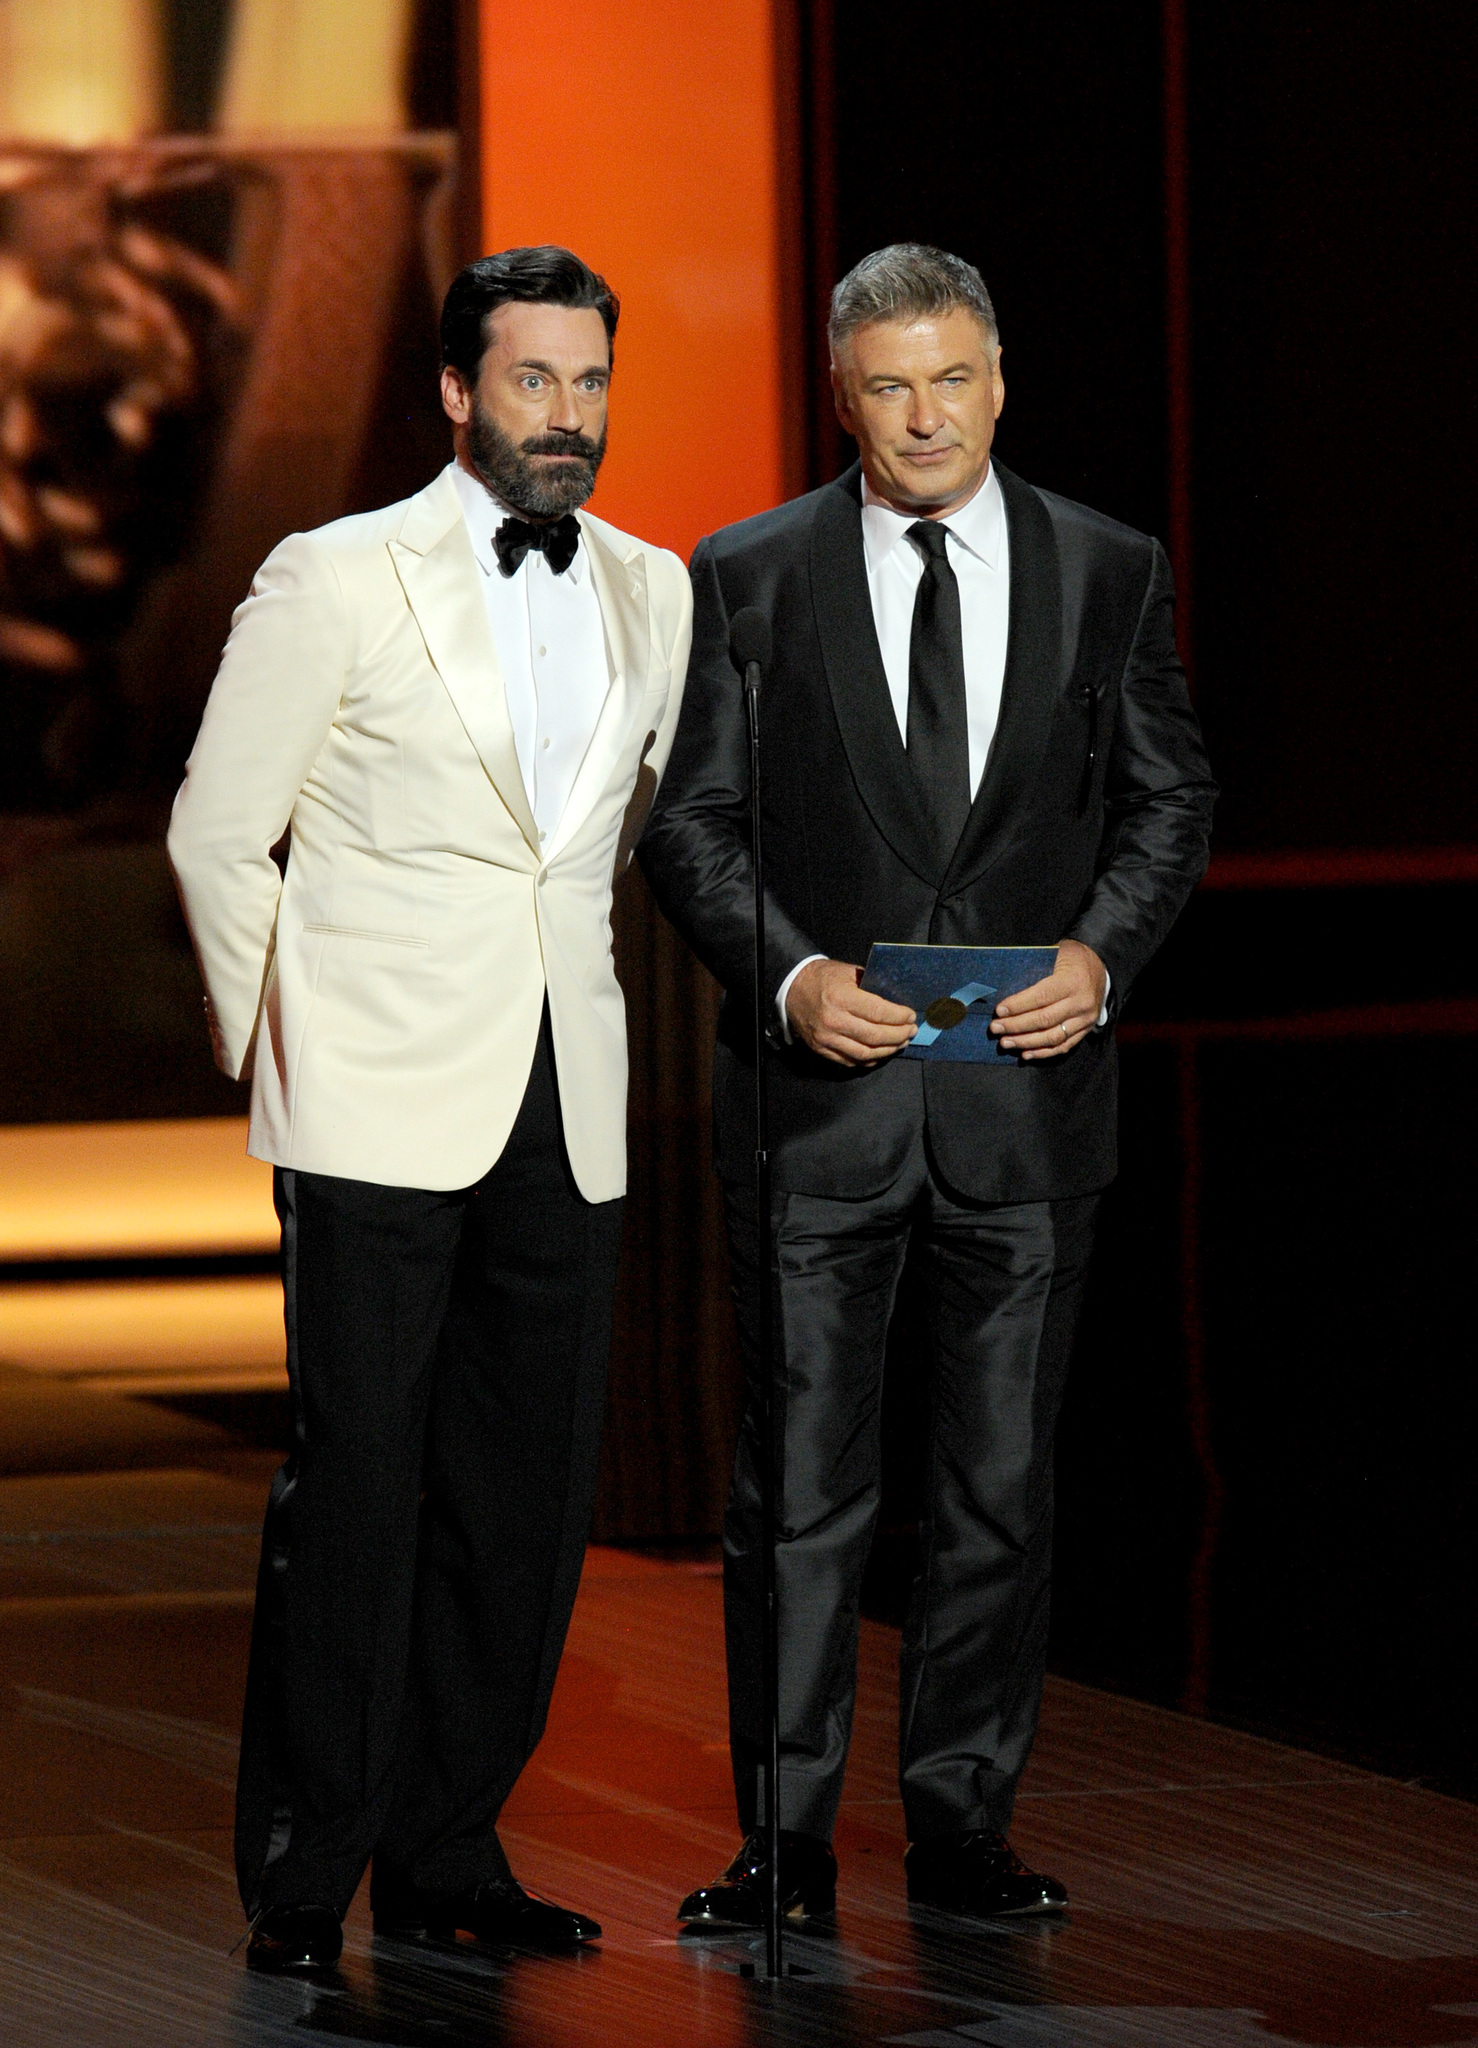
[
  {"left": 729, "top": 607, "right": 771, "bottom": 694},
  {"left": 727, "top": 599, "right": 783, "bottom": 1975}
]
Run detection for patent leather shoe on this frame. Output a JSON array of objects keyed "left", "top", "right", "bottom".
[
  {"left": 905, "top": 1830, "right": 1067, "bottom": 1917},
  {"left": 678, "top": 1830, "right": 837, "bottom": 1930},
  {"left": 372, "top": 1874, "right": 600, "bottom": 1951},
  {"left": 245, "top": 1903, "right": 343, "bottom": 1974}
]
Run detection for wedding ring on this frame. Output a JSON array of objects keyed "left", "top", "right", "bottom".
[{"left": 1060, "top": 1021, "right": 1069, "bottom": 1040}]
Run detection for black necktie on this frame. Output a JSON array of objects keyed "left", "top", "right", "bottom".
[
  {"left": 905, "top": 519, "right": 972, "bottom": 864},
  {"left": 494, "top": 513, "right": 580, "bottom": 578}
]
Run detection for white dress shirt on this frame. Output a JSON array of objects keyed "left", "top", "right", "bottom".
[
  {"left": 451, "top": 460, "right": 611, "bottom": 845},
  {"left": 777, "top": 461, "right": 1108, "bottom": 1032},
  {"left": 861, "top": 462, "right": 1010, "bottom": 792}
]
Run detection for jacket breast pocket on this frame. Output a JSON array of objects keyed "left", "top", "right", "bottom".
[{"left": 301, "top": 923, "right": 429, "bottom": 949}]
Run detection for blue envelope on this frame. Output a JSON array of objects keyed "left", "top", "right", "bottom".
[{"left": 860, "top": 944, "right": 1059, "bottom": 1063}]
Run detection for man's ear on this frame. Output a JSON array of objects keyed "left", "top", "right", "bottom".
[{"left": 440, "top": 365, "right": 472, "bottom": 426}]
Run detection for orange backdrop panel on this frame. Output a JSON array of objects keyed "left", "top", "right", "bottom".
[{"left": 479, "top": 0, "right": 788, "bottom": 562}]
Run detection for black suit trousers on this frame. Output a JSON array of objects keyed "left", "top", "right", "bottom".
[
  {"left": 234, "top": 1020, "right": 625, "bottom": 1918},
  {"left": 721, "top": 1134, "right": 1097, "bottom": 1846}
]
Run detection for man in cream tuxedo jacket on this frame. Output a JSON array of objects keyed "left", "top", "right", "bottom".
[{"left": 169, "top": 248, "right": 692, "bottom": 1973}]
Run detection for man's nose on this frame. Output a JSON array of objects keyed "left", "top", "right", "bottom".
[
  {"left": 906, "top": 394, "right": 943, "bottom": 439},
  {"left": 547, "top": 383, "right": 584, "bottom": 433}
]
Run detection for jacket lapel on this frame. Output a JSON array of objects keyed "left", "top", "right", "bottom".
[
  {"left": 388, "top": 472, "right": 540, "bottom": 855},
  {"left": 810, "top": 467, "right": 940, "bottom": 886},
  {"left": 943, "top": 459, "right": 1064, "bottom": 894},
  {"left": 540, "top": 514, "right": 650, "bottom": 863}
]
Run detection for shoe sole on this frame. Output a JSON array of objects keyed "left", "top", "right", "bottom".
[
  {"left": 373, "top": 1920, "right": 598, "bottom": 1953},
  {"left": 907, "top": 1892, "right": 1067, "bottom": 1919},
  {"left": 246, "top": 1951, "right": 341, "bottom": 1974},
  {"left": 678, "top": 1902, "right": 836, "bottom": 1934}
]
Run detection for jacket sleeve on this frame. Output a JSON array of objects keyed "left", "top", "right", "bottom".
[
  {"left": 1065, "top": 538, "right": 1216, "bottom": 1007},
  {"left": 649, "top": 548, "right": 695, "bottom": 779},
  {"left": 612, "top": 547, "right": 694, "bottom": 874},
  {"left": 166, "top": 532, "right": 346, "bottom": 1078},
  {"left": 637, "top": 537, "right": 819, "bottom": 1014}
]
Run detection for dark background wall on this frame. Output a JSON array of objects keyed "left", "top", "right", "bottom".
[{"left": 1189, "top": 2, "right": 1478, "bottom": 850}]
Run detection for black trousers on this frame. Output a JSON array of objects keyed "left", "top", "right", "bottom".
[
  {"left": 722, "top": 1131, "right": 1098, "bottom": 1846},
  {"left": 234, "top": 1022, "right": 625, "bottom": 1918}
]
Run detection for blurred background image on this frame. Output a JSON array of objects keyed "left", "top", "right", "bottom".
[{"left": 0, "top": 0, "right": 466, "bottom": 1124}]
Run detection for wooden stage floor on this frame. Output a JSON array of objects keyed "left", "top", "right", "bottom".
[{"left": 0, "top": 1460, "right": 1474, "bottom": 2047}]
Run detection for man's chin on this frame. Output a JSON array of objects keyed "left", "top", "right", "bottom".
[
  {"left": 500, "top": 468, "right": 599, "bottom": 520},
  {"left": 510, "top": 500, "right": 583, "bottom": 521},
  {"left": 880, "top": 459, "right": 980, "bottom": 510}
]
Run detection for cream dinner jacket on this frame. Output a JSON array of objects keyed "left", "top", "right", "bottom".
[{"left": 168, "top": 465, "right": 693, "bottom": 1199}]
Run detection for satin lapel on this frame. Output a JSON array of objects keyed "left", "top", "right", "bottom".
[
  {"left": 389, "top": 509, "right": 540, "bottom": 854},
  {"left": 541, "top": 518, "right": 649, "bottom": 863},
  {"left": 810, "top": 469, "right": 939, "bottom": 885},
  {"left": 943, "top": 461, "right": 1064, "bottom": 895}
]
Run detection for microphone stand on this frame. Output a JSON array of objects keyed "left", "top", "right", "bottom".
[{"left": 742, "top": 641, "right": 783, "bottom": 1982}]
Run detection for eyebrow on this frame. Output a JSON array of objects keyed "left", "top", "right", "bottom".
[
  {"left": 868, "top": 361, "right": 976, "bottom": 383},
  {"left": 513, "top": 357, "right": 610, "bottom": 378}
]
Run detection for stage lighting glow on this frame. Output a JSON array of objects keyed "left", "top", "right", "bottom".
[{"left": 0, "top": 1118, "right": 274, "bottom": 1262}]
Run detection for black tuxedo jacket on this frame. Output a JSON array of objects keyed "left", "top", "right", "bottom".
[{"left": 638, "top": 460, "right": 1216, "bottom": 1202}]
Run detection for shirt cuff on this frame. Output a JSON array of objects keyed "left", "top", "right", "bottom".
[
  {"left": 1096, "top": 971, "right": 1111, "bottom": 1029},
  {"left": 775, "top": 954, "right": 827, "bottom": 1045}
]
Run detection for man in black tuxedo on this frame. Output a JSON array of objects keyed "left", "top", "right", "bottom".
[{"left": 639, "top": 244, "right": 1215, "bottom": 1926}]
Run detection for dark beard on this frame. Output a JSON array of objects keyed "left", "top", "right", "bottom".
[{"left": 467, "top": 403, "right": 606, "bottom": 519}]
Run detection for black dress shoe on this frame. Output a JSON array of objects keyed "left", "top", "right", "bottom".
[
  {"left": 245, "top": 1903, "right": 343, "bottom": 1973},
  {"left": 905, "top": 1830, "right": 1067, "bottom": 1918},
  {"left": 678, "top": 1830, "right": 837, "bottom": 1930},
  {"left": 373, "top": 1875, "right": 600, "bottom": 1952}
]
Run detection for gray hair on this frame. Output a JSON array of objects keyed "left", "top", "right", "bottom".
[{"left": 828, "top": 243, "right": 999, "bottom": 359}]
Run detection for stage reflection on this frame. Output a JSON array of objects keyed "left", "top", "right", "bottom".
[{"left": 0, "top": 1442, "right": 1474, "bottom": 2048}]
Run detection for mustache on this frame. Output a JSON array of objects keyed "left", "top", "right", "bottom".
[{"left": 521, "top": 431, "right": 603, "bottom": 461}]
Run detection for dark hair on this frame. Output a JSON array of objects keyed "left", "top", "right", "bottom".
[{"left": 440, "top": 246, "right": 620, "bottom": 381}]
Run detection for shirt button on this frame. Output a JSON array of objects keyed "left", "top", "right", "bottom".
[
  {"left": 538, "top": 645, "right": 547, "bottom": 657},
  {"left": 541, "top": 736, "right": 551, "bottom": 749}
]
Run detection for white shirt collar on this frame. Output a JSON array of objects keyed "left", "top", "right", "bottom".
[
  {"left": 449, "top": 459, "right": 587, "bottom": 585},
  {"left": 860, "top": 461, "right": 1003, "bottom": 578}
]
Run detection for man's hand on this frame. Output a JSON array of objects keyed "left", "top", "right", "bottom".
[
  {"left": 990, "top": 939, "right": 1107, "bottom": 1059},
  {"left": 786, "top": 959, "right": 916, "bottom": 1067}
]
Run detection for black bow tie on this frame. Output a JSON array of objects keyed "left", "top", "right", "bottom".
[{"left": 493, "top": 513, "right": 580, "bottom": 578}]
